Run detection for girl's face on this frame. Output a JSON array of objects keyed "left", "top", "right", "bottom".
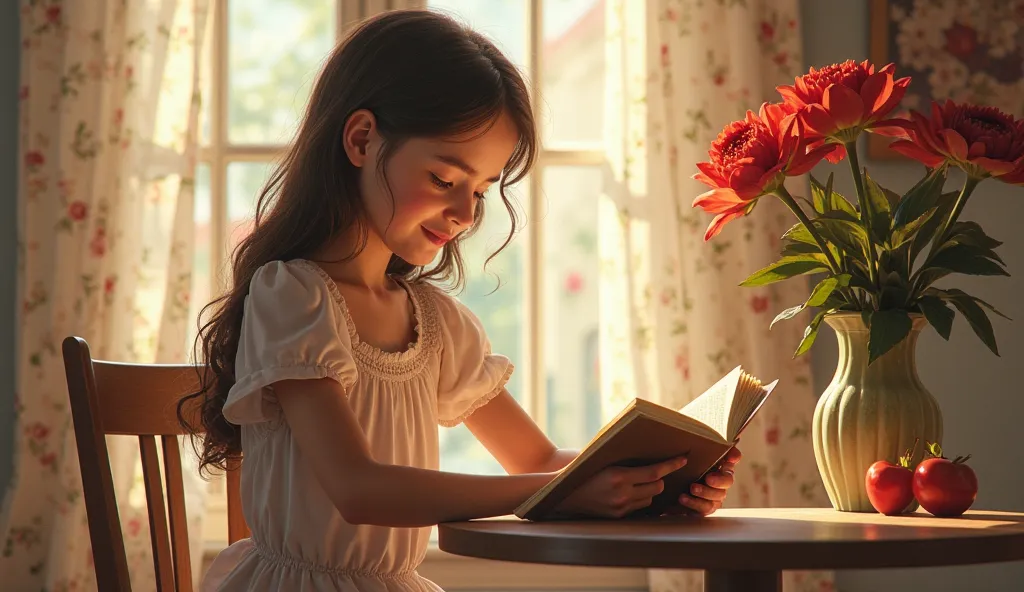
[{"left": 344, "top": 110, "right": 520, "bottom": 267}]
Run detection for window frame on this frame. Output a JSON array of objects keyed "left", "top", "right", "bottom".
[{"left": 198, "top": 0, "right": 643, "bottom": 588}]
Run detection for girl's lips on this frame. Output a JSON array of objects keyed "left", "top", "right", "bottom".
[{"left": 422, "top": 227, "right": 451, "bottom": 246}]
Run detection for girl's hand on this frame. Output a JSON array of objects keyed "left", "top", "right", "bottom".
[
  {"left": 666, "top": 446, "right": 741, "bottom": 517},
  {"left": 554, "top": 456, "right": 688, "bottom": 519}
]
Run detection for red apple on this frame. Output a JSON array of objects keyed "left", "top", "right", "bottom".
[
  {"left": 912, "top": 442, "right": 978, "bottom": 517},
  {"left": 865, "top": 439, "right": 917, "bottom": 515}
]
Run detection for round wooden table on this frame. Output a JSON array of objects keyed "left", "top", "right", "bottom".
[{"left": 438, "top": 507, "right": 1024, "bottom": 592}]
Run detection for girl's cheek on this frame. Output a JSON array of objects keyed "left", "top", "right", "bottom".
[{"left": 396, "top": 189, "right": 440, "bottom": 217}]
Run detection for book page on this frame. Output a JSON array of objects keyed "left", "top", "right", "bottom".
[
  {"left": 728, "top": 377, "right": 778, "bottom": 440},
  {"left": 677, "top": 366, "right": 742, "bottom": 440}
]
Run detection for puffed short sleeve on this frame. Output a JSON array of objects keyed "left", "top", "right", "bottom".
[
  {"left": 434, "top": 291, "right": 514, "bottom": 427},
  {"left": 222, "top": 260, "right": 357, "bottom": 425}
]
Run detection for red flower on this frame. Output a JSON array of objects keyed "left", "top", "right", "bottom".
[
  {"left": 68, "top": 201, "right": 88, "bottom": 221},
  {"left": 693, "top": 103, "right": 835, "bottom": 241},
  {"left": 750, "top": 295, "right": 770, "bottom": 313},
  {"left": 564, "top": 272, "right": 584, "bottom": 294},
  {"left": 888, "top": 100, "right": 1024, "bottom": 181},
  {"left": 25, "top": 151, "right": 44, "bottom": 168},
  {"left": 40, "top": 452, "right": 57, "bottom": 467},
  {"left": 90, "top": 235, "right": 107, "bottom": 257},
  {"left": 45, "top": 5, "right": 61, "bottom": 24},
  {"left": 27, "top": 422, "right": 49, "bottom": 440},
  {"left": 104, "top": 276, "right": 117, "bottom": 294},
  {"left": 944, "top": 23, "right": 977, "bottom": 59},
  {"left": 766, "top": 426, "right": 779, "bottom": 445},
  {"left": 777, "top": 60, "right": 909, "bottom": 143},
  {"left": 760, "top": 21, "right": 774, "bottom": 39}
]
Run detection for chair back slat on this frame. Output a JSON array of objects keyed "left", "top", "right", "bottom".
[
  {"left": 62, "top": 335, "right": 249, "bottom": 592},
  {"left": 140, "top": 435, "right": 176, "bottom": 591},
  {"left": 162, "top": 435, "right": 194, "bottom": 592},
  {"left": 92, "top": 361, "right": 204, "bottom": 435},
  {"left": 62, "top": 337, "right": 134, "bottom": 591}
]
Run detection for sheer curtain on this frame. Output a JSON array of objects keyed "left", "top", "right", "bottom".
[
  {"left": 0, "top": 1, "right": 210, "bottom": 589},
  {"left": 599, "top": 1, "right": 834, "bottom": 590}
]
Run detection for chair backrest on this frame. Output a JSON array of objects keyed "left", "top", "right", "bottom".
[{"left": 62, "top": 335, "right": 249, "bottom": 592}]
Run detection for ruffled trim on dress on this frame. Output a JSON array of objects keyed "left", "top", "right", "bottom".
[
  {"left": 437, "top": 362, "right": 514, "bottom": 427},
  {"left": 292, "top": 259, "right": 441, "bottom": 382}
]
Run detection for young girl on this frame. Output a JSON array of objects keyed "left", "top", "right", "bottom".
[{"left": 184, "top": 9, "right": 741, "bottom": 592}]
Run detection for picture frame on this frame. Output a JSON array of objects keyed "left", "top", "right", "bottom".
[{"left": 867, "top": 0, "right": 1024, "bottom": 160}]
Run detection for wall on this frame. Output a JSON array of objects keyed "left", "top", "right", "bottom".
[
  {"left": 0, "top": 1, "right": 19, "bottom": 505},
  {"left": 801, "top": 2, "right": 1024, "bottom": 591}
]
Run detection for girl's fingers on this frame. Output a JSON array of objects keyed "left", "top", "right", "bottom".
[
  {"left": 690, "top": 481, "right": 728, "bottom": 501},
  {"left": 633, "top": 479, "right": 665, "bottom": 499},
  {"left": 678, "top": 493, "right": 717, "bottom": 515},
  {"left": 703, "top": 470, "right": 735, "bottom": 490}
]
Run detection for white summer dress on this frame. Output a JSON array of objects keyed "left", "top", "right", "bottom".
[{"left": 200, "top": 259, "right": 513, "bottom": 592}]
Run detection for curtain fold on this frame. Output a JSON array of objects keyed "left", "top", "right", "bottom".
[
  {"left": 600, "top": 1, "right": 834, "bottom": 590},
  {"left": 1, "top": 1, "right": 210, "bottom": 589}
]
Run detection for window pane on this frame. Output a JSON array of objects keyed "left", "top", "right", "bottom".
[
  {"left": 228, "top": 0, "right": 333, "bottom": 144},
  {"left": 542, "top": 166, "right": 600, "bottom": 449},
  {"left": 438, "top": 185, "right": 526, "bottom": 477},
  {"left": 226, "top": 162, "right": 275, "bottom": 253},
  {"left": 542, "top": 0, "right": 605, "bottom": 146},
  {"left": 187, "top": 164, "right": 212, "bottom": 359},
  {"left": 427, "top": 0, "right": 527, "bottom": 69}
]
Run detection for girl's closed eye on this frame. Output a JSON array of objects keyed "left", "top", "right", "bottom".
[{"left": 429, "top": 172, "right": 488, "bottom": 199}]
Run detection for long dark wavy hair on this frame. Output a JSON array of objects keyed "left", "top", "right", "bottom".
[{"left": 179, "top": 9, "right": 537, "bottom": 476}]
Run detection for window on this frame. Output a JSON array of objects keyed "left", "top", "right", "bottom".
[{"left": 194, "top": 0, "right": 641, "bottom": 588}]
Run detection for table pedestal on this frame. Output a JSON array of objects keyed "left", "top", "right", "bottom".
[{"left": 704, "top": 569, "right": 781, "bottom": 592}]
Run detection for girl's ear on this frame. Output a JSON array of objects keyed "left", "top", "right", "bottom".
[{"left": 342, "top": 109, "right": 378, "bottom": 168}]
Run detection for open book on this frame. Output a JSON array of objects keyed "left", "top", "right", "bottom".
[{"left": 514, "top": 366, "right": 778, "bottom": 521}]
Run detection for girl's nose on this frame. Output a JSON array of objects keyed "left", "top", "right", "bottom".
[{"left": 445, "top": 188, "right": 476, "bottom": 228}]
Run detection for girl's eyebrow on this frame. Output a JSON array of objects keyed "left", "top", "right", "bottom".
[{"left": 434, "top": 154, "right": 501, "bottom": 183}]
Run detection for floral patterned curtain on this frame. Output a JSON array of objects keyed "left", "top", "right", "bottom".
[
  {"left": 1, "top": 1, "right": 210, "bottom": 589},
  {"left": 599, "top": 1, "right": 833, "bottom": 590}
]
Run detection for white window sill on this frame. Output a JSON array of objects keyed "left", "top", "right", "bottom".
[{"left": 202, "top": 541, "right": 648, "bottom": 590}]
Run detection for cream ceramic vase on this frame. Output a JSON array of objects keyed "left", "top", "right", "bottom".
[{"left": 812, "top": 312, "right": 943, "bottom": 512}]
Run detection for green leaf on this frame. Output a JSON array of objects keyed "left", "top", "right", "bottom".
[
  {"left": 806, "top": 274, "right": 850, "bottom": 307},
  {"left": 893, "top": 167, "right": 947, "bottom": 227},
  {"left": 783, "top": 222, "right": 817, "bottom": 245},
  {"left": 864, "top": 172, "right": 893, "bottom": 241},
  {"left": 928, "top": 244, "right": 1009, "bottom": 277},
  {"left": 880, "top": 286, "right": 910, "bottom": 310},
  {"left": 781, "top": 241, "right": 821, "bottom": 256},
  {"left": 793, "top": 310, "right": 828, "bottom": 357},
  {"left": 929, "top": 288, "right": 1012, "bottom": 321},
  {"left": 771, "top": 304, "right": 806, "bottom": 329},
  {"left": 813, "top": 217, "right": 870, "bottom": 262},
  {"left": 945, "top": 292, "right": 1000, "bottom": 356},
  {"left": 868, "top": 309, "right": 913, "bottom": 364},
  {"left": 740, "top": 256, "right": 829, "bottom": 287},
  {"left": 940, "top": 222, "right": 1004, "bottom": 264},
  {"left": 946, "top": 221, "right": 1002, "bottom": 250},
  {"left": 910, "top": 190, "right": 958, "bottom": 262},
  {"left": 917, "top": 296, "right": 954, "bottom": 340},
  {"left": 890, "top": 206, "right": 937, "bottom": 250},
  {"left": 810, "top": 173, "right": 835, "bottom": 215}
]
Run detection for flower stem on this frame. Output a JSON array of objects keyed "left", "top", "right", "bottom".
[
  {"left": 928, "top": 176, "right": 981, "bottom": 260},
  {"left": 775, "top": 186, "right": 841, "bottom": 275},
  {"left": 845, "top": 141, "right": 879, "bottom": 289}
]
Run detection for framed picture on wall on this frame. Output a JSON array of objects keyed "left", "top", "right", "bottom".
[{"left": 868, "top": 0, "right": 1024, "bottom": 160}]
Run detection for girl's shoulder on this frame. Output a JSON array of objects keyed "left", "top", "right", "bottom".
[{"left": 247, "top": 258, "right": 341, "bottom": 303}]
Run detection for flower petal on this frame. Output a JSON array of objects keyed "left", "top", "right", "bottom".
[
  {"left": 728, "top": 165, "right": 769, "bottom": 199},
  {"left": 703, "top": 208, "right": 748, "bottom": 242},
  {"left": 872, "top": 76, "right": 911, "bottom": 120},
  {"left": 693, "top": 187, "right": 744, "bottom": 213},
  {"left": 802, "top": 105, "right": 837, "bottom": 136},
  {"left": 823, "top": 143, "right": 847, "bottom": 164},
  {"left": 939, "top": 129, "right": 969, "bottom": 160},
  {"left": 859, "top": 71, "right": 893, "bottom": 115},
  {"left": 970, "top": 156, "right": 1016, "bottom": 176},
  {"left": 888, "top": 140, "right": 946, "bottom": 167},
  {"left": 788, "top": 143, "right": 836, "bottom": 175},
  {"left": 694, "top": 161, "right": 726, "bottom": 187},
  {"left": 868, "top": 117, "right": 914, "bottom": 137},
  {"left": 823, "top": 84, "right": 866, "bottom": 130},
  {"left": 967, "top": 141, "right": 987, "bottom": 159}
]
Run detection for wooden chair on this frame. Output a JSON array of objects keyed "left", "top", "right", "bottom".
[{"left": 62, "top": 335, "right": 250, "bottom": 592}]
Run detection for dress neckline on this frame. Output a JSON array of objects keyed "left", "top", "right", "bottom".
[{"left": 292, "top": 259, "right": 433, "bottom": 373}]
